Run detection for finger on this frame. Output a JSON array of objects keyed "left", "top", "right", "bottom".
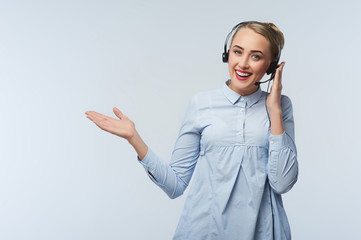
[
  {"left": 86, "top": 111, "right": 114, "bottom": 129},
  {"left": 86, "top": 111, "right": 108, "bottom": 121},
  {"left": 278, "top": 61, "right": 285, "bottom": 71},
  {"left": 86, "top": 110, "right": 104, "bottom": 118},
  {"left": 86, "top": 114, "right": 103, "bottom": 126},
  {"left": 113, "top": 107, "right": 124, "bottom": 119},
  {"left": 86, "top": 114, "right": 94, "bottom": 121},
  {"left": 275, "top": 62, "right": 285, "bottom": 79},
  {"left": 85, "top": 111, "right": 97, "bottom": 121},
  {"left": 87, "top": 114, "right": 112, "bottom": 130}
]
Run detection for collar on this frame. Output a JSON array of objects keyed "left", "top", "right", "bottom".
[{"left": 222, "top": 79, "right": 263, "bottom": 107}]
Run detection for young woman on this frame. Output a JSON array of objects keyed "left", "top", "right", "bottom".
[{"left": 85, "top": 21, "right": 298, "bottom": 240}]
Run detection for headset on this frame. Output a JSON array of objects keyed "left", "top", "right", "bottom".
[{"left": 222, "top": 21, "right": 282, "bottom": 85}]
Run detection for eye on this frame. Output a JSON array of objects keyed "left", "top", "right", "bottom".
[
  {"left": 233, "top": 50, "right": 242, "bottom": 55},
  {"left": 252, "top": 55, "right": 261, "bottom": 60}
]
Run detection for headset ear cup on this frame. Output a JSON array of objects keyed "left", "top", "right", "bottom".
[
  {"left": 267, "top": 62, "right": 277, "bottom": 75},
  {"left": 222, "top": 51, "right": 229, "bottom": 63}
]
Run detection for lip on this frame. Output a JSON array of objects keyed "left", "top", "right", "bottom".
[{"left": 235, "top": 69, "right": 252, "bottom": 81}]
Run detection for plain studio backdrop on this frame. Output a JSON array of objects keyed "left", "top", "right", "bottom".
[{"left": 1, "top": 0, "right": 360, "bottom": 239}]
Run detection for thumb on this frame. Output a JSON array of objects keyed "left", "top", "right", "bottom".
[{"left": 113, "top": 107, "right": 123, "bottom": 119}]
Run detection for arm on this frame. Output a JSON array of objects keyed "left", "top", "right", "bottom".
[
  {"left": 85, "top": 97, "right": 201, "bottom": 199},
  {"left": 137, "top": 96, "right": 201, "bottom": 199},
  {"left": 267, "top": 96, "right": 298, "bottom": 194},
  {"left": 266, "top": 62, "right": 299, "bottom": 194}
]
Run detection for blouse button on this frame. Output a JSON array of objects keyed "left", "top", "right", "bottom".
[{"left": 241, "top": 108, "right": 245, "bottom": 112}]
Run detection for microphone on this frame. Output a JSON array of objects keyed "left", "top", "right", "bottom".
[
  {"left": 254, "top": 72, "right": 276, "bottom": 86},
  {"left": 254, "top": 78, "right": 272, "bottom": 86}
]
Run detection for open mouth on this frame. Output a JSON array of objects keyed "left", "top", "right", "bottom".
[{"left": 235, "top": 70, "right": 252, "bottom": 80}]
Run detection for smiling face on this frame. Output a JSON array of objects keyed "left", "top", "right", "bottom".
[{"left": 228, "top": 28, "right": 272, "bottom": 96}]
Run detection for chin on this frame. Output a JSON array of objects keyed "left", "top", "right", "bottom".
[{"left": 230, "top": 78, "right": 258, "bottom": 95}]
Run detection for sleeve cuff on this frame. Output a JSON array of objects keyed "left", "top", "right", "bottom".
[
  {"left": 137, "top": 148, "right": 157, "bottom": 170},
  {"left": 269, "top": 131, "right": 288, "bottom": 151}
]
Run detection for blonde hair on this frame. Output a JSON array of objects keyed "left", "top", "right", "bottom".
[{"left": 231, "top": 22, "right": 285, "bottom": 62}]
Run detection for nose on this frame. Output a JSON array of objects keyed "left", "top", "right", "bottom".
[{"left": 238, "top": 55, "right": 250, "bottom": 70}]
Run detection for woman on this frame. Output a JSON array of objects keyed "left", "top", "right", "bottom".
[{"left": 85, "top": 21, "right": 298, "bottom": 240}]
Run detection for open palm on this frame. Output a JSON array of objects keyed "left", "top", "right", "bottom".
[{"left": 85, "top": 107, "right": 135, "bottom": 140}]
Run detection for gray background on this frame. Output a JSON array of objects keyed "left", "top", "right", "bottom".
[{"left": 1, "top": 0, "right": 360, "bottom": 239}]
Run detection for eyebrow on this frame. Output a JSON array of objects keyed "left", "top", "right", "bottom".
[{"left": 232, "top": 45, "right": 264, "bottom": 55}]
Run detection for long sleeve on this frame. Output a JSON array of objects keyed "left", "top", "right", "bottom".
[
  {"left": 138, "top": 95, "right": 202, "bottom": 199},
  {"left": 267, "top": 95, "right": 298, "bottom": 194}
]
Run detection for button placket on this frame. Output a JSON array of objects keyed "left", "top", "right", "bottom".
[{"left": 237, "top": 100, "right": 246, "bottom": 143}]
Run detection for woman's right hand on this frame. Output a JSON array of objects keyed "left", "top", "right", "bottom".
[{"left": 85, "top": 107, "right": 136, "bottom": 141}]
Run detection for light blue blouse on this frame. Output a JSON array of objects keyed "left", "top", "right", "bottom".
[{"left": 139, "top": 80, "right": 298, "bottom": 240}]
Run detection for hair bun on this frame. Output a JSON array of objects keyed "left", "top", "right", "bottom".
[{"left": 263, "top": 22, "right": 285, "bottom": 49}]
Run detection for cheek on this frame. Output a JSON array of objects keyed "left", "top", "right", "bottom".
[
  {"left": 228, "top": 63, "right": 232, "bottom": 72},
  {"left": 253, "top": 62, "right": 269, "bottom": 74},
  {"left": 227, "top": 61, "right": 236, "bottom": 74}
]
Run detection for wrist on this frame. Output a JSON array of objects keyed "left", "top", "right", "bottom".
[
  {"left": 127, "top": 130, "right": 148, "bottom": 160},
  {"left": 269, "top": 113, "right": 284, "bottom": 135},
  {"left": 268, "top": 107, "right": 282, "bottom": 118},
  {"left": 127, "top": 129, "right": 138, "bottom": 145}
]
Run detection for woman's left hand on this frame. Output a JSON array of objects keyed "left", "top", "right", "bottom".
[{"left": 266, "top": 61, "right": 285, "bottom": 113}]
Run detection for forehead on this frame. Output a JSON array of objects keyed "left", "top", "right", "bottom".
[{"left": 231, "top": 28, "right": 270, "bottom": 52}]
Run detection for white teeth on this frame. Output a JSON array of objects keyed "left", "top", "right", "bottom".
[{"left": 236, "top": 70, "right": 252, "bottom": 77}]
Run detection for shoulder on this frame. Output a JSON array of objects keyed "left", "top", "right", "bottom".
[
  {"left": 281, "top": 94, "right": 293, "bottom": 109},
  {"left": 182, "top": 88, "right": 221, "bottom": 123}
]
